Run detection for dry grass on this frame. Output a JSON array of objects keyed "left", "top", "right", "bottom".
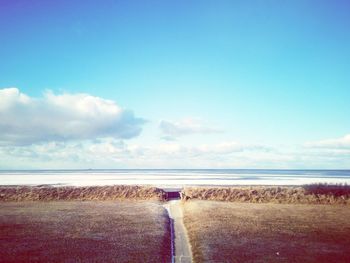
[
  {"left": 183, "top": 200, "right": 350, "bottom": 263},
  {"left": 0, "top": 201, "right": 171, "bottom": 263},
  {"left": 304, "top": 183, "right": 350, "bottom": 196},
  {"left": 0, "top": 185, "right": 167, "bottom": 201},
  {"left": 182, "top": 185, "right": 350, "bottom": 204}
]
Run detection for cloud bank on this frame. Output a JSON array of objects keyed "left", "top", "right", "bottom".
[
  {"left": 0, "top": 139, "right": 272, "bottom": 169},
  {"left": 0, "top": 136, "right": 349, "bottom": 169},
  {"left": 0, "top": 87, "right": 348, "bottom": 169},
  {"left": 305, "top": 134, "right": 350, "bottom": 150},
  {"left": 0, "top": 88, "right": 145, "bottom": 145},
  {"left": 159, "top": 118, "right": 222, "bottom": 139}
]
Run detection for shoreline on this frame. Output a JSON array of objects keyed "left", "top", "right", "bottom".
[{"left": 1, "top": 169, "right": 350, "bottom": 189}]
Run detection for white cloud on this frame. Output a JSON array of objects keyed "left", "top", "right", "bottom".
[
  {"left": 159, "top": 118, "right": 222, "bottom": 139},
  {"left": 0, "top": 137, "right": 349, "bottom": 169},
  {"left": 300, "top": 134, "right": 350, "bottom": 167},
  {"left": 1, "top": 90, "right": 349, "bottom": 170},
  {"left": 152, "top": 142, "right": 268, "bottom": 157},
  {"left": 305, "top": 134, "right": 350, "bottom": 149},
  {"left": 0, "top": 88, "right": 145, "bottom": 145},
  {"left": 0, "top": 139, "right": 271, "bottom": 169}
]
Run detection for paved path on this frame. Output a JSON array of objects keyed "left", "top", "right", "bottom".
[{"left": 165, "top": 200, "right": 192, "bottom": 263}]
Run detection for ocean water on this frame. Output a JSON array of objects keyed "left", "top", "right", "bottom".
[{"left": 0, "top": 169, "right": 350, "bottom": 189}]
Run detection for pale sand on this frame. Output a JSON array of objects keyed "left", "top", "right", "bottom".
[{"left": 164, "top": 200, "right": 192, "bottom": 263}]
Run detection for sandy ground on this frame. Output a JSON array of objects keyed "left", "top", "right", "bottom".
[{"left": 165, "top": 200, "right": 192, "bottom": 263}]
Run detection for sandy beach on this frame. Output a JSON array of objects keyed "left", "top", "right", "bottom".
[{"left": 1, "top": 170, "right": 350, "bottom": 188}]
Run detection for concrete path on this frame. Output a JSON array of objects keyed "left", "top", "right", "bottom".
[{"left": 164, "top": 200, "right": 192, "bottom": 263}]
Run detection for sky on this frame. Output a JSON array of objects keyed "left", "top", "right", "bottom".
[{"left": 0, "top": 0, "right": 349, "bottom": 169}]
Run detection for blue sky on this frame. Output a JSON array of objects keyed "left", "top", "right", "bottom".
[{"left": 0, "top": 0, "right": 349, "bottom": 169}]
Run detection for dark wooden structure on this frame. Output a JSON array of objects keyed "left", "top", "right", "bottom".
[{"left": 166, "top": 191, "right": 181, "bottom": 200}]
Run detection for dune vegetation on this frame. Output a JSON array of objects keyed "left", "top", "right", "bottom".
[
  {"left": 0, "top": 185, "right": 167, "bottom": 201},
  {"left": 304, "top": 183, "right": 350, "bottom": 196},
  {"left": 0, "top": 201, "right": 171, "bottom": 263},
  {"left": 181, "top": 184, "right": 350, "bottom": 204},
  {"left": 183, "top": 200, "right": 350, "bottom": 263}
]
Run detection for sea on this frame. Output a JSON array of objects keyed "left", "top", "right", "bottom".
[{"left": 0, "top": 169, "right": 350, "bottom": 189}]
